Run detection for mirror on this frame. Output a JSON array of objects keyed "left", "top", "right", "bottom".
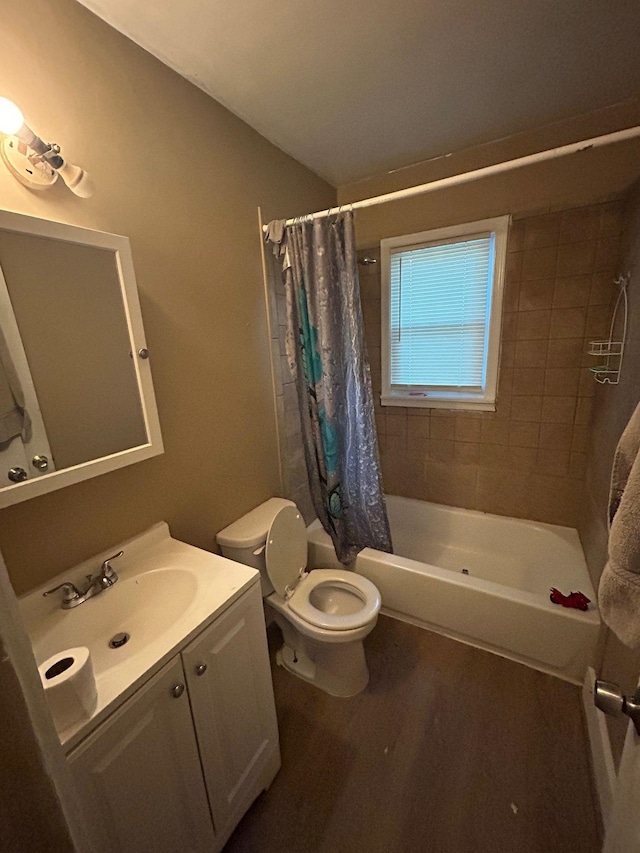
[{"left": 0, "top": 210, "right": 163, "bottom": 508}]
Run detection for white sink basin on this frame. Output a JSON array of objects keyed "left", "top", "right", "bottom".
[{"left": 20, "top": 522, "right": 258, "bottom": 748}]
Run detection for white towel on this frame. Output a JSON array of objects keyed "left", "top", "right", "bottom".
[{"left": 599, "top": 401, "right": 640, "bottom": 648}]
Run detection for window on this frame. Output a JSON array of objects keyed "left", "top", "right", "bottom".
[{"left": 380, "top": 216, "right": 509, "bottom": 411}]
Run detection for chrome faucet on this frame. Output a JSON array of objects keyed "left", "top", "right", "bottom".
[{"left": 43, "top": 551, "right": 124, "bottom": 609}]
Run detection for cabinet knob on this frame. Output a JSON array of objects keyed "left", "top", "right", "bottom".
[
  {"left": 171, "top": 683, "right": 185, "bottom": 698},
  {"left": 195, "top": 663, "right": 207, "bottom": 676}
]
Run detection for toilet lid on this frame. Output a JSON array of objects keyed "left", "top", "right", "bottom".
[{"left": 265, "top": 505, "right": 308, "bottom": 597}]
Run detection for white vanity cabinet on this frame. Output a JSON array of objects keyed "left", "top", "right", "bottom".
[
  {"left": 182, "top": 581, "right": 280, "bottom": 845},
  {"left": 67, "top": 583, "right": 279, "bottom": 853}
]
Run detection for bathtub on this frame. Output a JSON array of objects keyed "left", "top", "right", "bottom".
[{"left": 307, "top": 495, "right": 600, "bottom": 684}]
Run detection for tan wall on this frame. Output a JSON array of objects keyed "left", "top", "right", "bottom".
[
  {"left": 580, "top": 181, "right": 640, "bottom": 768},
  {"left": 338, "top": 98, "right": 640, "bottom": 248},
  {"left": 357, "top": 202, "right": 623, "bottom": 525},
  {"left": 0, "top": 0, "right": 334, "bottom": 595}
]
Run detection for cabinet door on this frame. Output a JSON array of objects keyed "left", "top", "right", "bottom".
[
  {"left": 68, "top": 657, "right": 216, "bottom": 853},
  {"left": 183, "top": 583, "right": 280, "bottom": 841}
]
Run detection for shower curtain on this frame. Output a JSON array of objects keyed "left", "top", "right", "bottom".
[{"left": 266, "top": 212, "right": 392, "bottom": 564}]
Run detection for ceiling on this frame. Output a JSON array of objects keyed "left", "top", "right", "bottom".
[{"left": 77, "top": 0, "right": 640, "bottom": 187}]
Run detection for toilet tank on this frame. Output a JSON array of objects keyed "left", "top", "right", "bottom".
[{"left": 216, "top": 498, "right": 297, "bottom": 597}]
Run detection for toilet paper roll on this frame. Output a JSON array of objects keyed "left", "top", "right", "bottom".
[{"left": 38, "top": 646, "right": 98, "bottom": 733}]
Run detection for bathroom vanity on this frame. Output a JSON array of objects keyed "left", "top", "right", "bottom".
[{"left": 20, "top": 524, "right": 281, "bottom": 853}]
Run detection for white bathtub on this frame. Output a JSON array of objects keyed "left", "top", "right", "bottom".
[{"left": 307, "top": 495, "right": 600, "bottom": 684}]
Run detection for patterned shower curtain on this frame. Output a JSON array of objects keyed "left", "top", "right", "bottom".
[{"left": 266, "top": 212, "right": 392, "bottom": 564}]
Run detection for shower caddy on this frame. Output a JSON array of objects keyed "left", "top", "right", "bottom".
[{"left": 588, "top": 272, "right": 630, "bottom": 385}]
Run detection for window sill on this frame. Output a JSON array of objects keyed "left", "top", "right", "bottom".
[{"left": 380, "top": 394, "right": 496, "bottom": 412}]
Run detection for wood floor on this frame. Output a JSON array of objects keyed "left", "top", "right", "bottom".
[{"left": 224, "top": 616, "right": 601, "bottom": 853}]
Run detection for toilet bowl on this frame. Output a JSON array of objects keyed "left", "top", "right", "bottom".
[{"left": 216, "top": 498, "right": 381, "bottom": 697}]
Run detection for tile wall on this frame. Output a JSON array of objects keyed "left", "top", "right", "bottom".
[
  {"left": 361, "top": 200, "right": 625, "bottom": 526},
  {"left": 579, "top": 183, "right": 640, "bottom": 767}
]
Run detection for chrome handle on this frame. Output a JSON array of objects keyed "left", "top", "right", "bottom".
[
  {"left": 595, "top": 679, "right": 640, "bottom": 735},
  {"left": 137, "top": 348, "right": 149, "bottom": 359},
  {"left": 8, "top": 467, "right": 27, "bottom": 483},
  {"left": 101, "top": 550, "right": 124, "bottom": 578},
  {"left": 43, "top": 582, "right": 81, "bottom": 602},
  {"left": 32, "top": 455, "right": 49, "bottom": 471},
  {"left": 195, "top": 664, "right": 207, "bottom": 676},
  {"left": 171, "top": 683, "right": 185, "bottom": 699}
]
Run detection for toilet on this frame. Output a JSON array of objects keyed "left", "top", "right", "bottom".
[{"left": 217, "top": 498, "right": 381, "bottom": 697}]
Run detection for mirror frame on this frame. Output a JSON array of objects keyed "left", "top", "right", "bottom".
[{"left": 0, "top": 210, "right": 163, "bottom": 508}]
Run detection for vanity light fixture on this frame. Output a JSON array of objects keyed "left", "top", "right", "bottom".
[{"left": 0, "top": 97, "right": 94, "bottom": 198}]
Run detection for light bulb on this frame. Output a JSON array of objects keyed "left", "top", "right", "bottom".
[{"left": 0, "top": 98, "right": 25, "bottom": 135}]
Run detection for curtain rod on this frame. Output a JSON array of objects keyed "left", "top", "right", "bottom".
[{"left": 263, "top": 125, "right": 640, "bottom": 232}]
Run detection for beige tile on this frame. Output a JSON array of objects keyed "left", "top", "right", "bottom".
[
  {"left": 407, "top": 416, "right": 430, "bottom": 450},
  {"left": 498, "top": 367, "right": 514, "bottom": 395},
  {"left": 585, "top": 304, "right": 613, "bottom": 339},
  {"left": 512, "top": 367, "right": 544, "bottom": 396},
  {"left": 430, "top": 416, "right": 456, "bottom": 439},
  {"left": 549, "top": 307, "right": 587, "bottom": 339},
  {"left": 494, "top": 394, "right": 512, "bottom": 419},
  {"left": 381, "top": 451, "right": 426, "bottom": 500},
  {"left": 481, "top": 418, "right": 511, "bottom": 445},
  {"left": 507, "top": 446, "right": 538, "bottom": 472},
  {"left": 599, "top": 201, "right": 625, "bottom": 237},
  {"left": 560, "top": 206, "right": 601, "bottom": 243},
  {"left": 502, "top": 312, "right": 517, "bottom": 341},
  {"left": 523, "top": 212, "right": 561, "bottom": 249},
  {"left": 479, "top": 443, "right": 509, "bottom": 468},
  {"left": 594, "top": 235, "right": 621, "bottom": 272},
  {"left": 546, "top": 338, "right": 584, "bottom": 367},
  {"left": 386, "top": 433, "right": 409, "bottom": 455},
  {"left": 455, "top": 417, "right": 482, "bottom": 442},
  {"left": 541, "top": 396, "right": 577, "bottom": 424},
  {"left": 500, "top": 340, "right": 515, "bottom": 368},
  {"left": 544, "top": 367, "right": 580, "bottom": 397},
  {"left": 477, "top": 468, "right": 531, "bottom": 518},
  {"left": 505, "top": 251, "right": 523, "bottom": 282},
  {"left": 425, "top": 462, "right": 477, "bottom": 509},
  {"left": 522, "top": 246, "right": 557, "bottom": 280},
  {"left": 572, "top": 424, "right": 590, "bottom": 453},
  {"left": 511, "top": 395, "right": 543, "bottom": 422},
  {"left": 536, "top": 449, "right": 570, "bottom": 477},
  {"left": 507, "top": 219, "right": 525, "bottom": 252},
  {"left": 385, "top": 412, "right": 407, "bottom": 445},
  {"left": 552, "top": 275, "right": 591, "bottom": 309},
  {"left": 574, "top": 397, "right": 594, "bottom": 425},
  {"left": 568, "top": 452, "right": 588, "bottom": 479},
  {"left": 454, "top": 441, "right": 481, "bottom": 464},
  {"left": 424, "top": 462, "right": 478, "bottom": 510},
  {"left": 556, "top": 241, "right": 596, "bottom": 277},
  {"left": 578, "top": 368, "right": 595, "bottom": 397},
  {"left": 519, "top": 279, "right": 554, "bottom": 311},
  {"left": 514, "top": 339, "right": 547, "bottom": 368},
  {"left": 427, "top": 439, "right": 455, "bottom": 463},
  {"left": 589, "top": 272, "right": 616, "bottom": 306},
  {"left": 503, "top": 280, "right": 520, "bottom": 312},
  {"left": 516, "top": 310, "right": 551, "bottom": 340},
  {"left": 538, "top": 422, "right": 573, "bottom": 451},
  {"left": 509, "top": 421, "right": 540, "bottom": 448},
  {"left": 528, "top": 475, "right": 584, "bottom": 526}
]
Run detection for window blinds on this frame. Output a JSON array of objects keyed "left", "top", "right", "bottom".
[{"left": 389, "top": 235, "right": 494, "bottom": 389}]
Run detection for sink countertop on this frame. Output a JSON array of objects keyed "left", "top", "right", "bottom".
[{"left": 19, "top": 522, "right": 259, "bottom": 752}]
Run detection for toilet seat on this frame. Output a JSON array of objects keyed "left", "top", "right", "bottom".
[{"left": 287, "top": 569, "right": 381, "bottom": 631}]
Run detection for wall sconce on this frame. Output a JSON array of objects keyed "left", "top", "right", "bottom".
[{"left": 0, "top": 97, "right": 94, "bottom": 198}]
